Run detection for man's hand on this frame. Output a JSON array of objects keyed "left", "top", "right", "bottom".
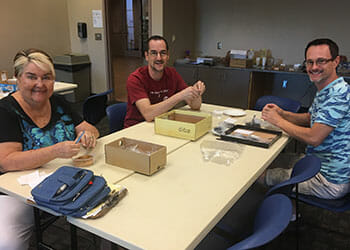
[
  {"left": 179, "top": 81, "right": 206, "bottom": 103},
  {"left": 193, "top": 80, "right": 206, "bottom": 96},
  {"left": 261, "top": 103, "right": 283, "bottom": 126},
  {"left": 179, "top": 86, "right": 201, "bottom": 103}
]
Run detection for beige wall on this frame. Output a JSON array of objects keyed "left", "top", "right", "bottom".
[
  {"left": 194, "top": 0, "right": 350, "bottom": 65},
  {"left": 0, "top": 1, "right": 70, "bottom": 77},
  {"left": 0, "top": 0, "right": 162, "bottom": 94},
  {"left": 67, "top": 0, "right": 109, "bottom": 93},
  {"left": 163, "top": 0, "right": 196, "bottom": 66},
  {"left": 150, "top": 0, "right": 163, "bottom": 36},
  {"left": 5, "top": 1, "right": 349, "bottom": 96}
]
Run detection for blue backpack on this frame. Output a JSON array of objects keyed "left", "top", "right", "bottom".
[{"left": 31, "top": 166, "right": 111, "bottom": 217}]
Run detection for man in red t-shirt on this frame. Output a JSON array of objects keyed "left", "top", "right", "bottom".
[{"left": 124, "top": 35, "right": 206, "bottom": 128}]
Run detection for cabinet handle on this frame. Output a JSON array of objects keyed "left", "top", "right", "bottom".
[{"left": 220, "top": 72, "right": 226, "bottom": 81}]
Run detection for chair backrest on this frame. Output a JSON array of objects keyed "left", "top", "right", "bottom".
[
  {"left": 83, "top": 89, "right": 113, "bottom": 125},
  {"left": 106, "top": 102, "right": 127, "bottom": 133},
  {"left": 254, "top": 95, "right": 301, "bottom": 113},
  {"left": 269, "top": 154, "right": 350, "bottom": 212},
  {"left": 266, "top": 155, "right": 321, "bottom": 197},
  {"left": 228, "top": 194, "right": 292, "bottom": 250}
]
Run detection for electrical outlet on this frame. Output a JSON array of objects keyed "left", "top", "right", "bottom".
[
  {"left": 217, "top": 42, "right": 222, "bottom": 50},
  {"left": 172, "top": 35, "right": 176, "bottom": 42}
]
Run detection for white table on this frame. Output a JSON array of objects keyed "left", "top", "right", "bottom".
[
  {"left": 0, "top": 103, "right": 290, "bottom": 250},
  {"left": 7, "top": 79, "right": 78, "bottom": 93},
  {"left": 0, "top": 81, "right": 78, "bottom": 99},
  {"left": 54, "top": 81, "right": 78, "bottom": 93},
  {"left": 0, "top": 110, "right": 192, "bottom": 202},
  {"left": 0, "top": 137, "right": 132, "bottom": 205},
  {"left": 67, "top": 105, "right": 290, "bottom": 250},
  {"left": 0, "top": 109, "right": 195, "bottom": 249}
]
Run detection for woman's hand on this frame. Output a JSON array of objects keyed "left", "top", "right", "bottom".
[
  {"left": 75, "top": 130, "right": 97, "bottom": 149},
  {"left": 53, "top": 141, "right": 81, "bottom": 158},
  {"left": 75, "top": 121, "right": 99, "bottom": 149}
]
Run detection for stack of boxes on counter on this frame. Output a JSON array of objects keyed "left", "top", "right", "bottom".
[{"left": 229, "top": 49, "right": 253, "bottom": 68}]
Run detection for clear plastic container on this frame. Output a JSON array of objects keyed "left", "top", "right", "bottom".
[
  {"left": 212, "top": 110, "right": 224, "bottom": 120},
  {"left": 200, "top": 140, "right": 243, "bottom": 166},
  {"left": 247, "top": 49, "right": 254, "bottom": 60}
]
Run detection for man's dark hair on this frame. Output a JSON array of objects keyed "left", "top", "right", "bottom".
[
  {"left": 146, "top": 35, "right": 169, "bottom": 51},
  {"left": 304, "top": 38, "right": 339, "bottom": 59}
]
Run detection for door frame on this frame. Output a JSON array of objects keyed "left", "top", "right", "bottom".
[{"left": 103, "top": 0, "right": 151, "bottom": 94}]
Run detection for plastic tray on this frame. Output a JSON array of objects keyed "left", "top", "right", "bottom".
[{"left": 220, "top": 125, "right": 282, "bottom": 148}]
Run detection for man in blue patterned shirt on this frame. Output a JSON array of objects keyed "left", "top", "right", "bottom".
[{"left": 261, "top": 38, "right": 350, "bottom": 199}]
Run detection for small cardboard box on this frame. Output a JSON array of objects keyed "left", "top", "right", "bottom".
[
  {"left": 229, "top": 58, "right": 253, "bottom": 68},
  {"left": 155, "top": 109, "right": 212, "bottom": 140},
  {"left": 105, "top": 137, "right": 167, "bottom": 175}
]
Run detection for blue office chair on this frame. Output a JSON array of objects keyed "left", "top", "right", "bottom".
[
  {"left": 106, "top": 102, "right": 127, "bottom": 133},
  {"left": 254, "top": 95, "right": 301, "bottom": 113},
  {"left": 265, "top": 155, "right": 321, "bottom": 250},
  {"left": 227, "top": 194, "right": 292, "bottom": 250},
  {"left": 266, "top": 155, "right": 321, "bottom": 197},
  {"left": 83, "top": 89, "right": 113, "bottom": 125}
]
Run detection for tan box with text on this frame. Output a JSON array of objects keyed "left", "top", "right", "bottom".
[{"left": 155, "top": 109, "right": 212, "bottom": 140}]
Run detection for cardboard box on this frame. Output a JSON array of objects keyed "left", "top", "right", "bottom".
[
  {"left": 229, "top": 58, "right": 253, "bottom": 68},
  {"left": 229, "top": 49, "right": 247, "bottom": 59},
  {"left": 155, "top": 109, "right": 212, "bottom": 140},
  {"left": 105, "top": 137, "right": 166, "bottom": 175}
]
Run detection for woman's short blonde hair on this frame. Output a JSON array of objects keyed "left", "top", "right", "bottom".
[{"left": 13, "top": 48, "right": 55, "bottom": 79}]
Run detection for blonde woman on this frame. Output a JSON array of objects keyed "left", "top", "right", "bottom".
[{"left": 0, "top": 49, "right": 99, "bottom": 249}]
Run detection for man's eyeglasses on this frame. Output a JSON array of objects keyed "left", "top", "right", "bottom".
[
  {"left": 148, "top": 50, "right": 168, "bottom": 58},
  {"left": 304, "top": 58, "right": 334, "bottom": 67}
]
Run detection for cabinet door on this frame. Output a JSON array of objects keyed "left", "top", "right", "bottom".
[
  {"left": 221, "top": 69, "right": 250, "bottom": 109},
  {"left": 198, "top": 67, "right": 223, "bottom": 105},
  {"left": 174, "top": 64, "right": 198, "bottom": 85},
  {"left": 198, "top": 67, "right": 250, "bottom": 108}
]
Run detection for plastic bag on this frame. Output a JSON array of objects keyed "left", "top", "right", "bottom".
[{"left": 200, "top": 140, "right": 243, "bottom": 166}]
